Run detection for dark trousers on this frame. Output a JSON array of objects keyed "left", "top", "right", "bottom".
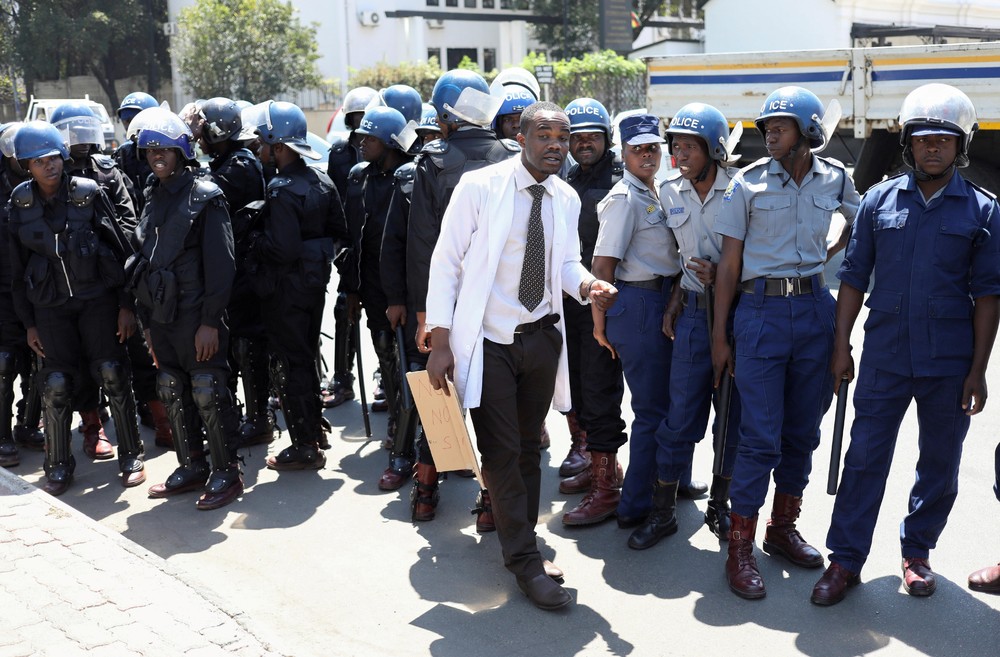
[
  {"left": 263, "top": 281, "right": 325, "bottom": 416},
  {"left": 469, "top": 327, "right": 561, "bottom": 580},
  {"left": 563, "top": 297, "right": 627, "bottom": 451},
  {"left": 35, "top": 294, "right": 126, "bottom": 377},
  {"left": 729, "top": 280, "right": 836, "bottom": 517},
  {"left": 826, "top": 369, "right": 969, "bottom": 573},
  {"left": 656, "top": 293, "right": 741, "bottom": 481}
]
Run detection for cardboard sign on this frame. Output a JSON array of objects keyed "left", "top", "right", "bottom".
[{"left": 405, "top": 371, "right": 483, "bottom": 488}]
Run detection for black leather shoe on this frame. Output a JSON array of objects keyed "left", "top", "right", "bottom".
[
  {"left": 677, "top": 480, "right": 708, "bottom": 499},
  {"left": 517, "top": 573, "right": 572, "bottom": 610},
  {"left": 616, "top": 512, "right": 648, "bottom": 529},
  {"left": 811, "top": 562, "right": 860, "bottom": 606}
]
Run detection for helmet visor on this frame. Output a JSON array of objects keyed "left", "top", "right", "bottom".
[
  {"left": 445, "top": 87, "right": 503, "bottom": 127},
  {"left": 52, "top": 115, "right": 104, "bottom": 147}
]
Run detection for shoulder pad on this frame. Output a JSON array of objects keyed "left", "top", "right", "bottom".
[
  {"left": 91, "top": 153, "right": 116, "bottom": 171},
  {"left": 328, "top": 136, "right": 349, "bottom": 155},
  {"left": 499, "top": 138, "right": 521, "bottom": 153},
  {"left": 267, "top": 175, "right": 294, "bottom": 191},
  {"left": 967, "top": 178, "right": 997, "bottom": 201},
  {"left": 746, "top": 156, "right": 770, "bottom": 170},
  {"left": 666, "top": 169, "right": 683, "bottom": 182},
  {"left": 191, "top": 179, "right": 224, "bottom": 204},
  {"left": 394, "top": 160, "right": 416, "bottom": 183},
  {"left": 420, "top": 138, "right": 448, "bottom": 155},
  {"left": 10, "top": 180, "right": 34, "bottom": 209},
  {"left": 67, "top": 176, "right": 100, "bottom": 207},
  {"left": 724, "top": 166, "right": 741, "bottom": 178},
  {"left": 347, "top": 161, "right": 370, "bottom": 183}
]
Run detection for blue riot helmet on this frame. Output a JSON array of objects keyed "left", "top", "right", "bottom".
[
  {"left": 255, "top": 101, "right": 322, "bottom": 160},
  {"left": 415, "top": 103, "right": 440, "bottom": 134},
  {"left": 899, "top": 83, "right": 978, "bottom": 169},
  {"left": 431, "top": 69, "right": 500, "bottom": 127},
  {"left": 0, "top": 122, "right": 24, "bottom": 159},
  {"left": 375, "top": 85, "right": 423, "bottom": 124},
  {"left": 564, "top": 97, "right": 612, "bottom": 141},
  {"left": 133, "top": 107, "right": 196, "bottom": 161},
  {"left": 117, "top": 91, "right": 158, "bottom": 125},
  {"left": 492, "top": 87, "right": 536, "bottom": 135},
  {"left": 342, "top": 86, "right": 378, "bottom": 130},
  {"left": 755, "top": 86, "right": 826, "bottom": 149},
  {"left": 666, "top": 102, "right": 732, "bottom": 162},
  {"left": 49, "top": 102, "right": 105, "bottom": 149},
  {"left": 356, "top": 106, "right": 409, "bottom": 152},
  {"left": 13, "top": 121, "right": 70, "bottom": 161},
  {"left": 198, "top": 97, "right": 243, "bottom": 143}
]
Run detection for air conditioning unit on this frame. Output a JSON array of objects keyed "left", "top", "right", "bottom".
[
  {"left": 357, "top": 9, "right": 383, "bottom": 26},
  {"left": 427, "top": 18, "right": 445, "bottom": 29}
]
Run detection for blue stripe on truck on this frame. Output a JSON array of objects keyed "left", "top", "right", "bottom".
[
  {"left": 872, "top": 66, "right": 1000, "bottom": 81},
  {"left": 650, "top": 71, "right": 846, "bottom": 85}
]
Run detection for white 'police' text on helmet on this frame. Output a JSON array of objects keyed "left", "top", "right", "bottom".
[
  {"left": 899, "top": 83, "right": 978, "bottom": 169},
  {"left": 133, "top": 107, "right": 197, "bottom": 161},
  {"left": 666, "top": 103, "right": 732, "bottom": 162},
  {"left": 489, "top": 67, "right": 541, "bottom": 101},
  {"left": 755, "top": 86, "right": 826, "bottom": 150}
]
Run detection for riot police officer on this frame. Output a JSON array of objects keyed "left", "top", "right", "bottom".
[
  {"left": 8, "top": 121, "right": 144, "bottom": 496},
  {"left": 196, "top": 97, "right": 270, "bottom": 448},
  {"left": 252, "top": 101, "right": 346, "bottom": 470},
  {"left": 407, "top": 68, "right": 518, "bottom": 526},
  {"left": 559, "top": 98, "right": 627, "bottom": 526},
  {"left": 113, "top": 91, "right": 159, "bottom": 214},
  {"left": 325, "top": 86, "right": 377, "bottom": 408},
  {"left": 492, "top": 86, "right": 536, "bottom": 140},
  {"left": 131, "top": 108, "right": 244, "bottom": 510},
  {"left": 713, "top": 86, "right": 860, "bottom": 599}
]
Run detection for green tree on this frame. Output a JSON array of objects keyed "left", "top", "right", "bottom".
[
  {"left": 175, "top": 0, "right": 321, "bottom": 102},
  {"left": 11, "top": 0, "right": 169, "bottom": 112}
]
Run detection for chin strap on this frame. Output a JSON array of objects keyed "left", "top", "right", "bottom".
[{"left": 913, "top": 163, "right": 955, "bottom": 182}]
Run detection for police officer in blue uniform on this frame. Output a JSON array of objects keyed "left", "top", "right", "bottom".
[
  {"left": 559, "top": 97, "right": 627, "bottom": 526},
  {"left": 712, "top": 86, "right": 860, "bottom": 599},
  {"left": 131, "top": 108, "right": 244, "bottom": 510},
  {"left": 811, "top": 84, "right": 1000, "bottom": 605},
  {"left": 8, "top": 121, "right": 144, "bottom": 496},
  {"left": 628, "top": 103, "right": 743, "bottom": 549},
  {"left": 591, "top": 114, "right": 681, "bottom": 528}
]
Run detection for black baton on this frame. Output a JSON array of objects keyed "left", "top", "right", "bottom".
[
  {"left": 827, "top": 377, "right": 850, "bottom": 495},
  {"left": 352, "top": 321, "right": 372, "bottom": 439},
  {"left": 705, "top": 284, "right": 734, "bottom": 477},
  {"left": 396, "top": 325, "right": 412, "bottom": 410}
]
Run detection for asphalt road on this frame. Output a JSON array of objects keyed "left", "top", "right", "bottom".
[{"left": 12, "top": 261, "right": 1000, "bottom": 657}]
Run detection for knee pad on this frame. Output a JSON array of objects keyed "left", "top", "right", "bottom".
[
  {"left": 156, "top": 370, "right": 185, "bottom": 406},
  {"left": 42, "top": 372, "right": 73, "bottom": 409},
  {"left": 96, "top": 360, "right": 130, "bottom": 397},
  {"left": 333, "top": 292, "right": 348, "bottom": 322},
  {"left": 0, "top": 351, "right": 16, "bottom": 377},
  {"left": 269, "top": 355, "right": 289, "bottom": 395},
  {"left": 191, "top": 373, "right": 222, "bottom": 412}
]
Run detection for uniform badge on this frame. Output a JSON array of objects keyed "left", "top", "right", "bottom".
[
  {"left": 669, "top": 206, "right": 685, "bottom": 216},
  {"left": 723, "top": 179, "right": 740, "bottom": 202},
  {"left": 646, "top": 204, "right": 655, "bottom": 214}
]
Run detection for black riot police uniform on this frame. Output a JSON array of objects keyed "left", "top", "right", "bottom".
[
  {"left": 254, "top": 158, "right": 346, "bottom": 469},
  {"left": 0, "top": 159, "right": 41, "bottom": 466},
  {"left": 206, "top": 143, "right": 270, "bottom": 447},
  {"left": 133, "top": 167, "right": 243, "bottom": 509},
  {"left": 8, "top": 174, "right": 144, "bottom": 495},
  {"left": 113, "top": 139, "right": 153, "bottom": 215}
]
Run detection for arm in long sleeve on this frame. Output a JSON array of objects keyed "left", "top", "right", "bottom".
[
  {"left": 406, "top": 161, "right": 442, "bottom": 313},
  {"left": 256, "top": 190, "right": 302, "bottom": 264},
  {"left": 7, "top": 218, "right": 34, "bottom": 329},
  {"left": 199, "top": 201, "right": 236, "bottom": 328},
  {"left": 381, "top": 188, "right": 409, "bottom": 307},
  {"left": 108, "top": 169, "right": 138, "bottom": 235},
  {"left": 425, "top": 176, "right": 483, "bottom": 329}
]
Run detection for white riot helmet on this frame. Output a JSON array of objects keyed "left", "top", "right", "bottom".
[{"left": 899, "top": 83, "right": 978, "bottom": 169}]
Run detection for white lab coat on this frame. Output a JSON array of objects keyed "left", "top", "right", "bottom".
[{"left": 425, "top": 157, "right": 589, "bottom": 410}]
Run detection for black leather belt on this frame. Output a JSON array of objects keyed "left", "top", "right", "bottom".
[
  {"left": 681, "top": 290, "right": 709, "bottom": 309},
  {"left": 514, "top": 313, "right": 560, "bottom": 334},
  {"left": 741, "top": 273, "right": 825, "bottom": 297},
  {"left": 616, "top": 276, "right": 664, "bottom": 291}
]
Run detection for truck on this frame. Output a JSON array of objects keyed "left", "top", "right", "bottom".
[
  {"left": 24, "top": 95, "right": 118, "bottom": 153},
  {"left": 644, "top": 41, "right": 1000, "bottom": 193}
]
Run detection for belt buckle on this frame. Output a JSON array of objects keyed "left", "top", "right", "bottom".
[{"left": 782, "top": 277, "right": 796, "bottom": 297}]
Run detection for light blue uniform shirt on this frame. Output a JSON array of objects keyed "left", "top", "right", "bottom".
[
  {"left": 660, "top": 164, "right": 736, "bottom": 293},
  {"left": 715, "top": 156, "right": 861, "bottom": 281}
]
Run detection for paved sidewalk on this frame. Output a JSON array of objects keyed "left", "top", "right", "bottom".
[{"left": 0, "top": 466, "right": 285, "bottom": 657}]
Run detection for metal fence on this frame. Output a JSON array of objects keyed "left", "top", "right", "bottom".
[{"left": 545, "top": 74, "right": 647, "bottom": 116}]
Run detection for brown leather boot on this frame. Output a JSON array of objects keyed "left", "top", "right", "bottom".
[
  {"left": 563, "top": 451, "right": 621, "bottom": 526},
  {"left": 80, "top": 410, "right": 114, "bottom": 460},
  {"left": 559, "top": 411, "right": 591, "bottom": 477},
  {"left": 411, "top": 463, "right": 439, "bottom": 522},
  {"left": 146, "top": 400, "right": 174, "bottom": 450},
  {"left": 473, "top": 489, "right": 495, "bottom": 533},
  {"left": 762, "top": 492, "right": 824, "bottom": 568},
  {"left": 727, "top": 512, "right": 765, "bottom": 599},
  {"left": 559, "top": 452, "right": 623, "bottom": 494}
]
